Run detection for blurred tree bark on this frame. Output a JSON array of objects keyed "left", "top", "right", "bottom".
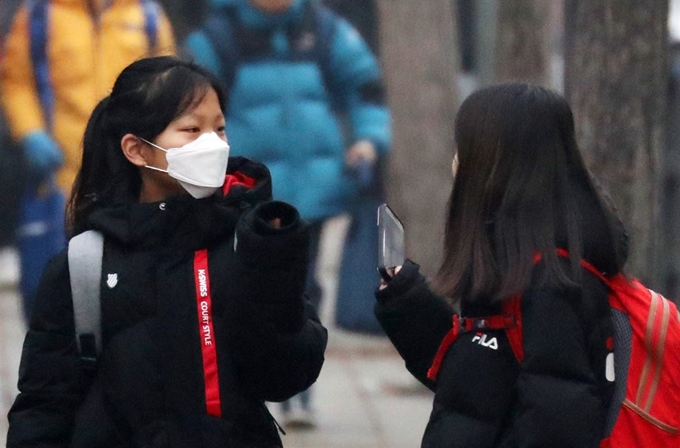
[
  {"left": 564, "top": 0, "right": 669, "bottom": 287},
  {"left": 663, "top": 46, "right": 680, "bottom": 302},
  {"left": 377, "top": 0, "right": 459, "bottom": 276},
  {"left": 494, "top": 0, "right": 551, "bottom": 86}
]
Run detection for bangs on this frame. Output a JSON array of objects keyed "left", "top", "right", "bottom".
[{"left": 130, "top": 64, "right": 225, "bottom": 140}]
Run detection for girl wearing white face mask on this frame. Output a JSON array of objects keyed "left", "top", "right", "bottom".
[
  {"left": 140, "top": 131, "right": 231, "bottom": 199},
  {"left": 7, "top": 56, "right": 328, "bottom": 448}
]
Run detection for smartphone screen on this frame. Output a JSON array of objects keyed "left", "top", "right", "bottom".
[{"left": 377, "top": 203, "right": 405, "bottom": 281}]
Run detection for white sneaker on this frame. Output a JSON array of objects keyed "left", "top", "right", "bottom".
[{"left": 0, "top": 246, "right": 20, "bottom": 287}]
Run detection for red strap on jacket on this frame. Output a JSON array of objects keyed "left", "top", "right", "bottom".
[
  {"left": 427, "top": 250, "right": 605, "bottom": 382},
  {"left": 427, "top": 311, "right": 517, "bottom": 381},
  {"left": 427, "top": 315, "right": 463, "bottom": 381},
  {"left": 194, "top": 249, "right": 222, "bottom": 417},
  {"left": 503, "top": 295, "right": 524, "bottom": 362}
]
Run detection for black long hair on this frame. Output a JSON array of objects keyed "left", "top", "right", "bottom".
[
  {"left": 434, "top": 83, "right": 624, "bottom": 303},
  {"left": 67, "top": 56, "right": 226, "bottom": 236}
]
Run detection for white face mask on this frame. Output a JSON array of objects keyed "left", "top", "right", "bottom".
[{"left": 142, "top": 132, "right": 230, "bottom": 199}]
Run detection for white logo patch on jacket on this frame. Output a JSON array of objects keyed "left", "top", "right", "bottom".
[
  {"left": 472, "top": 332, "right": 498, "bottom": 350},
  {"left": 106, "top": 273, "right": 118, "bottom": 289}
]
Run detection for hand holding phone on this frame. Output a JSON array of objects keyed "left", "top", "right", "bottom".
[{"left": 377, "top": 203, "right": 405, "bottom": 282}]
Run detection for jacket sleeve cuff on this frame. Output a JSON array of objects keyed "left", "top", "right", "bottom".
[
  {"left": 351, "top": 107, "right": 392, "bottom": 154},
  {"left": 235, "top": 201, "right": 310, "bottom": 268},
  {"left": 375, "top": 260, "right": 426, "bottom": 304}
]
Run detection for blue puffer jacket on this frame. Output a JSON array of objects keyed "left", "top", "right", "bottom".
[{"left": 186, "top": 0, "right": 391, "bottom": 221}]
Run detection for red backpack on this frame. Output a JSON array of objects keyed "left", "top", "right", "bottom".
[
  {"left": 426, "top": 250, "right": 680, "bottom": 447},
  {"left": 588, "top": 264, "right": 680, "bottom": 447}
]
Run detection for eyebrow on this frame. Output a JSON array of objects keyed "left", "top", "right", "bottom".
[{"left": 177, "top": 112, "right": 225, "bottom": 122}]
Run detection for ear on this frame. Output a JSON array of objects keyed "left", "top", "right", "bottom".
[{"left": 121, "top": 134, "right": 149, "bottom": 167}]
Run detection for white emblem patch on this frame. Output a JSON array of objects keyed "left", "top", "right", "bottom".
[{"left": 107, "top": 273, "right": 118, "bottom": 289}]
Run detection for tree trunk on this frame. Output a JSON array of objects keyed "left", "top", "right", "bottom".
[
  {"left": 494, "top": 0, "right": 551, "bottom": 86},
  {"left": 377, "top": 0, "right": 459, "bottom": 276},
  {"left": 564, "top": 0, "right": 668, "bottom": 287},
  {"left": 475, "top": 0, "right": 499, "bottom": 88}
]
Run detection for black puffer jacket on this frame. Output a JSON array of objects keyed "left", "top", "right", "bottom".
[
  {"left": 376, "top": 260, "right": 615, "bottom": 448},
  {"left": 375, "top": 183, "right": 625, "bottom": 447},
  {"left": 7, "top": 157, "right": 328, "bottom": 448}
]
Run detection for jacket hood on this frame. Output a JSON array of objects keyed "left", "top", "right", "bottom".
[
  {"left": 86, "top": 157, "right": 273, "bottom": 251},
  {"left": 210, "top": 0, "right": 313, "bottom": 28}
]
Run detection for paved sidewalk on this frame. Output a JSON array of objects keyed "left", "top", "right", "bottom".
[{"left": 271, "top": 330, "right": 433, "bottom": 448}]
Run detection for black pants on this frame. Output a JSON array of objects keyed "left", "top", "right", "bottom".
[
  {"left": 305, "top": 220, "right": 324, "bottom": 311},
  {"left": 0, "top": 133, "right": 26, "bottom": 247}
]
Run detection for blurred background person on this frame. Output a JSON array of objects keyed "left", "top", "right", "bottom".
[
  {"left": 0, "top": 0, "right": 176, "bottom": 321},
  {"left": 320, "top": 0, "right": 388, "bottom": 337},
  {"left": 0, "top": 105, "right": 24, "bottom": 289},
  {"left": 185, "top": 0, "right": 391, "bottom": 427}
]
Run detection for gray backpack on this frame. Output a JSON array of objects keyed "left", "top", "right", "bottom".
[{"left": 67, "top": 230, "right": 104, "bottom": 367}]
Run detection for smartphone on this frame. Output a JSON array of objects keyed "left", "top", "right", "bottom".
[{"left": 377, "top": 203, "right": 405, "bottom": 282}]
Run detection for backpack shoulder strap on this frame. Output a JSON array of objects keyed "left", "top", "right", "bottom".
[
  {"left": 203, "top": 3, "right": 340, "bottom": 101},
  {"left": 502, "top": 295, "right": 524, "bottom": 363},
  {"left": 28, "top": 0, "right": 54, "bottom": 130},
  {"left": 309, "top": 3, "right": 339, "bottom": 91},
  {"left": 68, "top": 230, "right": 104, "bottom": 367},
  {"left": 140, "top": 0, "right": 159, "bottom": 55},
  {"left": 203, "top": 7, "right": 239, "bottom": 93}
]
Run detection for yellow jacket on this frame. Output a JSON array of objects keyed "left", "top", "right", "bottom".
[{"left": 1, "top": 0, "right": 175, "bottom": 192}]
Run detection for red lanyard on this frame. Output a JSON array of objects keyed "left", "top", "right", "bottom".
[{"left": 193, "top": 249, "right": 222, "bottom": 417}]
